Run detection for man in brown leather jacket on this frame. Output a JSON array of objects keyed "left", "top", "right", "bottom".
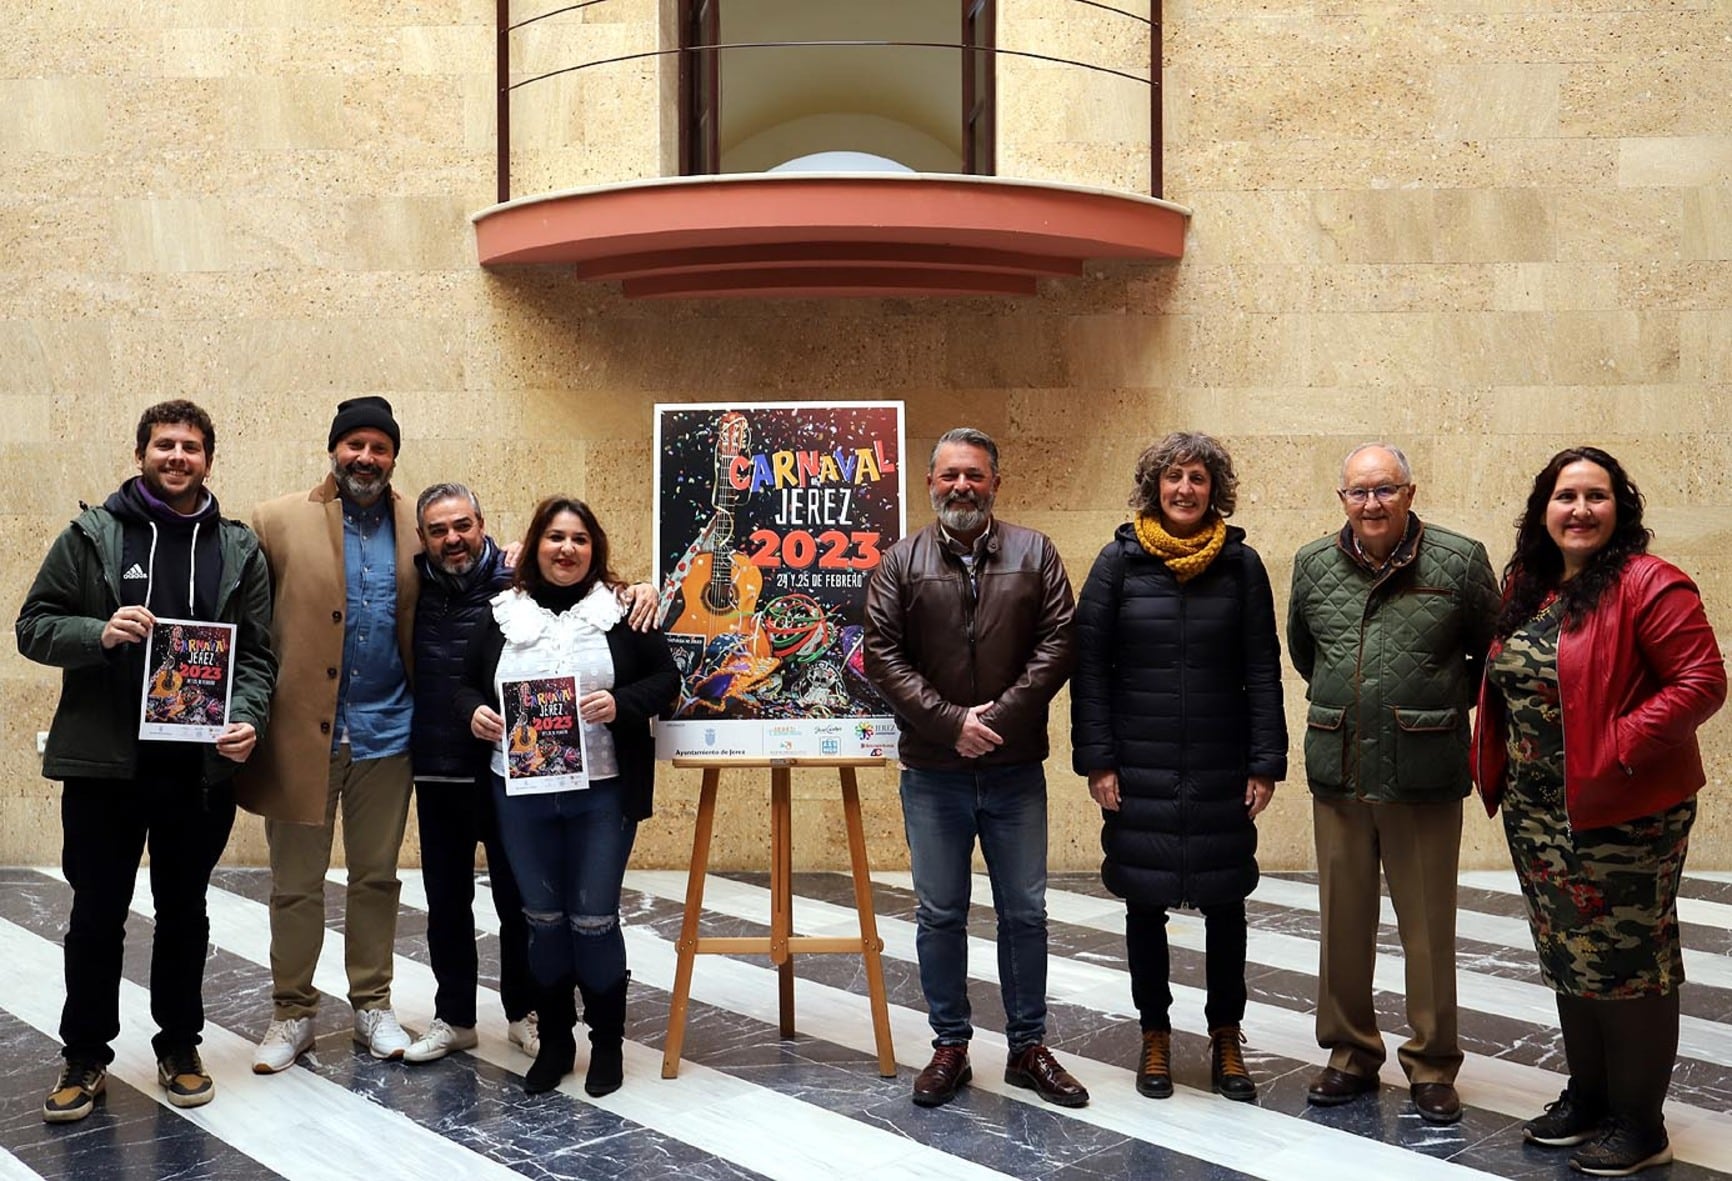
[{"left": 864, "top": 426, "right": 1085, "bottom": 1110}]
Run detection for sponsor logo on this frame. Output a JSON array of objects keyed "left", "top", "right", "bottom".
[{"left": 122, "top": 563, "right": 148, "bottom": 581}]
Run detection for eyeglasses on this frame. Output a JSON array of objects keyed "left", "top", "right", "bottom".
[{"left": 1338, "top": 484, "right": 1410, "bottom": 505}]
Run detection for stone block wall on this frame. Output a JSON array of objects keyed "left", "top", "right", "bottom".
[{"left": 1, "top": 0, "right": 1726, "bottom": 871}]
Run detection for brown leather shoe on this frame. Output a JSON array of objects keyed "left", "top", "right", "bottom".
[
  {"left": 911, "top": 1044, "right": 972, "bottom": 1108},
  {"left": 1411, "top": 1082, "right": 1463, "bottom": 1125},
  {"left": 1307, "top": 1065, "right": 1379, "bottom": 1106},
  {"left": 1005, "top": 1044, "right": 1089, "bottom": 1108},
  {"left": 1135, "top": 1030, "right": 1173, "bottom": 1099}
]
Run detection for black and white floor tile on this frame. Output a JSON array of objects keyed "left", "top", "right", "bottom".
[{"left": 1, "top": 864, "right": 1729, "bottom": 1180}]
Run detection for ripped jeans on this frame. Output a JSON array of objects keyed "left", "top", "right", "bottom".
[{"left": 490, "top": 775, "right": 638, "bottom": 993}]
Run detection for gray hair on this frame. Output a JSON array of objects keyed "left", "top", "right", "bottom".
[
  {"left": 1340, "top": 442, "right": 1413, "bottom": 486},
  {"left": 928, "top": 427, "right": 999, "bottom": 475},
  {"left": 1129, "top": 432, "right": 1239, "bottom": 518},
  {"left": 416, "top": 482, "right": 483, "bottom": 526}
]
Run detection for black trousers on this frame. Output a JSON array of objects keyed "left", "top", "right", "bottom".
[
  {"left": 415, "top": 778, "right": 533, "bottom": 1027},
  {"left": 1126, "top": 900, "right": 1249, "bottom": 1032},
  {"left": 60, "top": 775, "right": 236, "bottom": 1064},
  {"left": 1557, "top": 991, "right": 1680, "bottom": 1132}
]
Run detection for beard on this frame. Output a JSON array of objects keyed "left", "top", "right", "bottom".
[
  {"left": 141, "top": 466, "right": 204, "bottom": 508},
  {"left": 433, "top": 546, "right": 478, "bottom": 575},
  {"left": 332, "top": 455, "right": 390, "bottom": 503},
  {"left": 932, "top": 487, "right": 993, "bottom": 535}
]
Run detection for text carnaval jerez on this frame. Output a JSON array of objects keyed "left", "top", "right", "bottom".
[
  {"left": 738, "top": 440, "right": 898, "bottom": 590},
  {"left": 173, "top": 635, "right": 226, "bottom": 680}
]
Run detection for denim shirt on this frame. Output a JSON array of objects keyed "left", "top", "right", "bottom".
[{"left": 335, "top": 495, "right": 412, "bottom": 757}]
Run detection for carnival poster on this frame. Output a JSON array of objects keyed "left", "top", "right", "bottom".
[
  {"left": 653, "top": 401, "right": 905, "bottom": 760},
  {"left": 498, "top": 673, "right": 589, "bottom": 794},
  {"left": 138, "top": 619, "right": 236, "bottom": 742}
]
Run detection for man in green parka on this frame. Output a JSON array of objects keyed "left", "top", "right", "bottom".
[
  {"left": 16, "top": 400, "right": 276, "bottom": 1123},
  {"left": 1287, "top": 442, "right": 1498, "bottom": 1126}
]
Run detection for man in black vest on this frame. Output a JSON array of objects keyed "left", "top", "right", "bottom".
[
  {"left": 403, "top": 483, "right": 658, "bottom": 1064},
  {"left": 403, "top": 483, "right": 537, "bottom": 1062}
]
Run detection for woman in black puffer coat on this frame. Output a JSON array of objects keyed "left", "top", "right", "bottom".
[{"left": 1071, "top": 432, "right": 1287, "bottom": 1103}]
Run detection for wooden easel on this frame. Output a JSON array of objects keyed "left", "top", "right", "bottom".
[{"left": 660, "top": 757, "right": 897, "bottom": 1079}]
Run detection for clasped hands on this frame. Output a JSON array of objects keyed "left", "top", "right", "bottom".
[{"left": 954, "top": 704, "right": 1002, "bottom": 759}]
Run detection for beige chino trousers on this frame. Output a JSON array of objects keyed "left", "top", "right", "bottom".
[{"left": 264, "top": 748, "right": 412, "bottom": 1019}]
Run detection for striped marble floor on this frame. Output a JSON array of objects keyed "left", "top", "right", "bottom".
[{"left": 1, "top": 865, "right": 1730, "bottom": 1180}]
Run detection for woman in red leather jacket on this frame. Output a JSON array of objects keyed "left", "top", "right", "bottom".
[{"left": 1473, "top": 446, "right": 1725, "bottom": 1178}]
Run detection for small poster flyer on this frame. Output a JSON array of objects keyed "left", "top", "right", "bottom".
[
  {"left": 498, "top": 672, "right": 588, "bottom": 795},
  {"left": 138, "top": 619, "right": 236, "bottom": 742}
]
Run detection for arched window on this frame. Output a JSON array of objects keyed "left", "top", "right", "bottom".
[{"left": 677, "top": 0, "right": 997, "bottom": 177}]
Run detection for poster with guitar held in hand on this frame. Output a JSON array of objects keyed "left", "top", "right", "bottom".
[
  {"left": 652, "top": 402, "right": 905, "bottom": 760},
  {"left": 138, "top": 619, "right": 236, "bottom": 742}
]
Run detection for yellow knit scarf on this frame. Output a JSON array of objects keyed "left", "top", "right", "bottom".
[{"left": 1132, "top": 513, "right": 1225, "bottom": 583}]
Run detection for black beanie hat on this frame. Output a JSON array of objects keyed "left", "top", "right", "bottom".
[{"left": 328, "top": 396, "right": 401, "bottom": 454}]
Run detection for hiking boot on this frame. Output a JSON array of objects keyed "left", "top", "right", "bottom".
[
  {"left": 42, "top": 1057, "right": 106, "bottom": 1123},
  {"left": 1135, "top": 1030, "right": 1173, "bottom": 1099},
  {"left": 157, "top": 1046, "right": 214, "bottom": 1108},
  {"left": 1209, "top": 1025, "right": 1257, "bottom": 1102}
]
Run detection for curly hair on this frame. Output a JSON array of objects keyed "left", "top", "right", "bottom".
[
  {"left": 512, "top": 495, "right": 622, "bottom": 600},
  {"left": 1128, "top": 431, "right": 1238, "bottom": 519},
  {"left": 1495, "top": 446, "right": 1651, "bottom": 637},
  {"left": 135, "top": 400, "right": 216, "bottom": 459}
]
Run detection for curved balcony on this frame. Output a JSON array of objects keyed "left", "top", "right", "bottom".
[{"left": 474, "top": 1, "right": 1190, "bottom": 299}]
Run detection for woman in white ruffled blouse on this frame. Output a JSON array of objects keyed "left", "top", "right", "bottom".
[{"left": 455, "top": 496, "right": 678, "bottom": 1097}]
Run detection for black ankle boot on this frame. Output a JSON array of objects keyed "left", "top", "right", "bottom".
[
  {"left": 581, "top": 975, "right": 628, "bottom": 1098},
  {"left": 524, "top": 979, "right": 577, "bottom": 1095}
]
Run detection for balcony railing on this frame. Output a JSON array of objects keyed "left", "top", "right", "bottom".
[{"left": 493, "top": 0, "right": 1163, "bottom": 204}]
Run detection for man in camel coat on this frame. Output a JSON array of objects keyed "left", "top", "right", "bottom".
[{"left": 237, "top": 396, "right": 421, "bottom": 1071}]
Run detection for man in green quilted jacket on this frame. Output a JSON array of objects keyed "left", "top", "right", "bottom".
[{"left": 1287, "top": 442, "right": 1498, "bottom": 1127}]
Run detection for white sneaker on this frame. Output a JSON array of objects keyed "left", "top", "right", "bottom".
[
  {"left": 403, "top": 1018, "right": 478, "bottom": 1064},
  {"left": 508, "top": 1012, "right": 540, "bottom": 1058},
  {"left": 253, "top": 1017, "right": 316, "bottom": 1074},
  {"left": 353, "top": 1008, "right": 412, "bottom": 1060}
]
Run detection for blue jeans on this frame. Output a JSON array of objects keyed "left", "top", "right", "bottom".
[
  {"left": 899, "top": 762, "right": 1049, "bottom": 1053},
  {"left": 490, "top": 776, "right": 637, "bottom": 994}
]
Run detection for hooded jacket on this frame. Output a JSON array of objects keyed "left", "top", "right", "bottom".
[
  {"left": 1070, "top": 522, "right": 1287, "bottom": 908},
  {"left": 15, "top": 480, "right": 277, "bottom": 783}
]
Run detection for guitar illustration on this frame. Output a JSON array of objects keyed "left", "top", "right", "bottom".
[{"left": 668, "top": 411, "right": 766, "bottom": 650}]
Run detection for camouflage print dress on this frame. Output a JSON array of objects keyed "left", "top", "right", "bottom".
[{"left": 1487, "top": 597, "right": 1695, "bottom": 999}]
